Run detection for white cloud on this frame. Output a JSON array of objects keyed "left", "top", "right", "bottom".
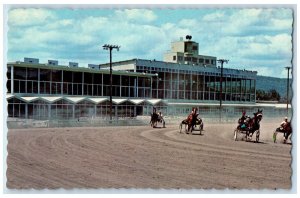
[
  {"left": 114, "top": 9, "right": 157, "bottom": 23},
  {"left": 8, "top": 8, "right": 55, "bottom": 26},
  {"left": 6, "top": 8, "right": 293, "bottom": 78},
  {"left": 178, "top": 19, "right": 198, "bottom": 27}
]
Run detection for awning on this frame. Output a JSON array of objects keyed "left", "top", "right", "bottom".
[
  {"left": 65, "top": 97, "right": 86, "bottom": 103},
  {"left": 146, "top": 99, "right": 164, "bottom": 105},
  {"left": 40, "top": 96, "right": 62, "bottom": 103},
  {"left": 87, "top": 97, "right": 108, "bottom": 104},
  {"left": 128, "top": 99, "right": 145, "bottom": 105},
  {"left": 6, "top": 94, "right": 14, "bottom": 100},
  {"left": 112, "top": 98, "right": 128, "bottom": 104},
  {"left": 19, "top": 96, "right": 39, "bottom": 102}
]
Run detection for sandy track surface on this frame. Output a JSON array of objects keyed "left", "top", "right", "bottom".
[{"left": 6, "top": 122, "right": 292, "bottom": 189}]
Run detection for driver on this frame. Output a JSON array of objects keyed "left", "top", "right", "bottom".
[
  {"left": 279, "top": 117, "right": 289, "bottom": 132},
  {"left": 238, "top": 111, "right": 247, "bottom": 129}
]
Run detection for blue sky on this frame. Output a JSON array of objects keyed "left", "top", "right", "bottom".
[{"left": 6, "top": 7, "right": 293, "bottom": 77}]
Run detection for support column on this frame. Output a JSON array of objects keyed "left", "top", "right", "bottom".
[
  {"left": 82, "top": 72, "right": 84, "bottom": 96},
  {"left": 11, "top": 66, "right": 14, "bottom": 94},
  {"left": 101, "top": 74, "right": 104, "bottom": 96},
  {"left": 25, "top": 104, "right": 28, "bottom": 119},
  {"left": 150, "top": 77, "right": 152, "bottom": 98},
  {"left": 48, "top": 104, "right": 51, "bottom": 119},
  {"left": 38, "top": 68, "right": 40, "bottom": 95},
  {"left": 120, "top": 75, "right": 122, "bottom": 97},
  {"left": 72, "top": 104, "right": 75, "bottom": 119},
  {"left": 61, "top": 70, "right": 63, "bottom": 95}
]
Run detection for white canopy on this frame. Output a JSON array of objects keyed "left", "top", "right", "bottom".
[
  {"left": 146, "top": 99, "right": 163, "bottom": 105},
  {"left": 112, "top": 98, "right": 128, "bottom": 104},
  {"left": 129, "top": 99, "right": 145, "bottom": 105},
  {"left": 87, "top": 97, "right": 108, "bottom": 104},
  {"left": 65, "top": 97, "right": 86, "bottom": 103},
  {"left": 19, "top": 96, "right": 39, "bottom": 102},
  {"left": 40, "top": 96, "right": 62, "bottom": 103}
]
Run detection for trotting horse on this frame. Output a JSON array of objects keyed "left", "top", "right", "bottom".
[
  {"left": 246, "top": 109, "right": 263, "bottom": 142},
  {"left": 233, "top": 109, "right": 263, "bottom": 142},
  {"left": 150, "top": 113, "right": 165, "bottom": 128},
  {"left": 185, "top": 107, "right": 199, "bottom": 134},
  {"left": 273, "top": 122, "right": 292, "bottom": 143}
]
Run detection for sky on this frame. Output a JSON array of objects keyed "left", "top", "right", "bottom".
[{"left": 6, "top": 6, "right": 294, "bottom": 78}]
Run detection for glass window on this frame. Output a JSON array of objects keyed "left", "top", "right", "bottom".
[
  {"left": 173, "top": 56, "right": 176, "bottom": 61},
  {"left": 63, "top": 71, "right": 72, "bottom": 83},
  {"left": 73, "top": 72, "right": 82, "bottom": 83},
  {"left": 84, "top": 72, "right": 93, "bottom": 84},
  {"left": 51, "top": 70, "right": 62, "bottom": 82},
  {"left": 7, "top": 66, "right": 11, "bottom": 79},
  {"left": 112, "top": 75, "right": 120, "bottom": 85},
  {"left": 14, "top": 67, "right": 26, "bottom": 80},
  {"left": 27, "top": 68, "right": 38, "bottom": 81},
  {"left": 40, "top": 69, "right": 51, "bottom": 81}
]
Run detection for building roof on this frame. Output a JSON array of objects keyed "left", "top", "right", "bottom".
[{"left": 7, "top": 61, "right": 155, "bottom": 78}]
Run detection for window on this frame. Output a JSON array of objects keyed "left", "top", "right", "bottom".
[
  {"left": 192, "top": 46, "right": 198, "bottom": 50},
  {"left": 184, "top": 57, "right": 191, "bottom": 61},
  {"left": 205, "top": 59, "right": 210, "bottom": 64},
  {"left": 192, "top": 57, "right": 198, "bottom": 62},
  {"left": 173, "top": 56, "right": 176, "bottom": 61},
  {"left": 199, "top": 58, "right": 204, "bottom": 63}
]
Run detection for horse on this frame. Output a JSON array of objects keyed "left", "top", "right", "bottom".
[
  {"left": 233, "top": 109, "right": 263, "bottom": 142},
  {"left": 245, "top": 109, "right": 263, "bottom": 142},
  {"left": 185, "top": 108, "right": 199, "bottom": 134},
  {"left": 273, "top": 121, "right": 292, "bottom": 143},
  {"left": 150, "top": 113, "right": 165, "bottom": 128},
  {"left": 179, "top": 117, "right": 204, "bottom": 134}
]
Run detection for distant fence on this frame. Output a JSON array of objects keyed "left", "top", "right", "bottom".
[{"left": 6, "top": 113, "right": 288, "bottom": 129}]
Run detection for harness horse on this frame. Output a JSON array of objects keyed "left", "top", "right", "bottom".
[
  {"left": 150, "top": 113, "right": 165, "bottom": 128},
  {"left": 233, "top": 109, "right": 263, "bottom": 142},
  {"left": 179, "top": 108, "right": 204, "bottom": 134},
  {"left": 273, "top": 122, "right": 292, "bottom": 143},
  {"left": 179, "top": 117, "right": 204, "bottom": 134}
]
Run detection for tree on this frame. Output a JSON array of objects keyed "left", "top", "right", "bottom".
[{"left": 256, "top": 89, "right": 280, "bottom": 101}]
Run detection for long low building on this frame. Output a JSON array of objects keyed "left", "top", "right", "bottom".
[{"left": 5, "top": 37, "right": 291, "bottom": 122}]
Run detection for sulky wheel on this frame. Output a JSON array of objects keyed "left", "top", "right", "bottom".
[
  {"left": 233, "top": 129, "right": 238, "bottom": 141},
  {"left": 179, "top": 123, "right": 183, "bottom": 133},
  {"left": 273, "top": 131, "right": 278, "bottom": 143}
]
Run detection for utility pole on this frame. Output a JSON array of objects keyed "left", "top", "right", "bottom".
[
  {"left": 217, "top": 59, "right": 229, "bottom": 123},
  {"left": 102, "top": 44, "right": 120, "bottom": 121},
  {"left": 285, "top": 66, "right": 291, "bottom": 116}
]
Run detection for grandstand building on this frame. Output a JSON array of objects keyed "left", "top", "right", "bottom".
[{"left": 6, "top": 37, "right": 290, "bottom": 122}]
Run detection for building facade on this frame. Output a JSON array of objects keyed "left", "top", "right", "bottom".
[{"left": 6, "top": 37, "right": 290, "bottom": 122}]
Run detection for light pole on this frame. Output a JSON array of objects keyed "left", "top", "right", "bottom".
[
  {"left": 285, "top": 66, "right": 291, "bottom": 115},
  {"left": 217, "top": 59, "right": 229, "bottom": 122},
  {"left": 103, "top": 44, "right": 120, "bottom": 121}
]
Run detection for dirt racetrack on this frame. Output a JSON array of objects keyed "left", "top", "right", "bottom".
[{"left": 6, "top": 121, "right": 292, "bottom": 190}]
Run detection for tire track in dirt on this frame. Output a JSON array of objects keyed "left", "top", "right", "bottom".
[
  {"left": 7, "top": 125, "right": 292, "bottom": 189},
  {"left": 140, "top": 126, "right": 290, "bottom": 162}
]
